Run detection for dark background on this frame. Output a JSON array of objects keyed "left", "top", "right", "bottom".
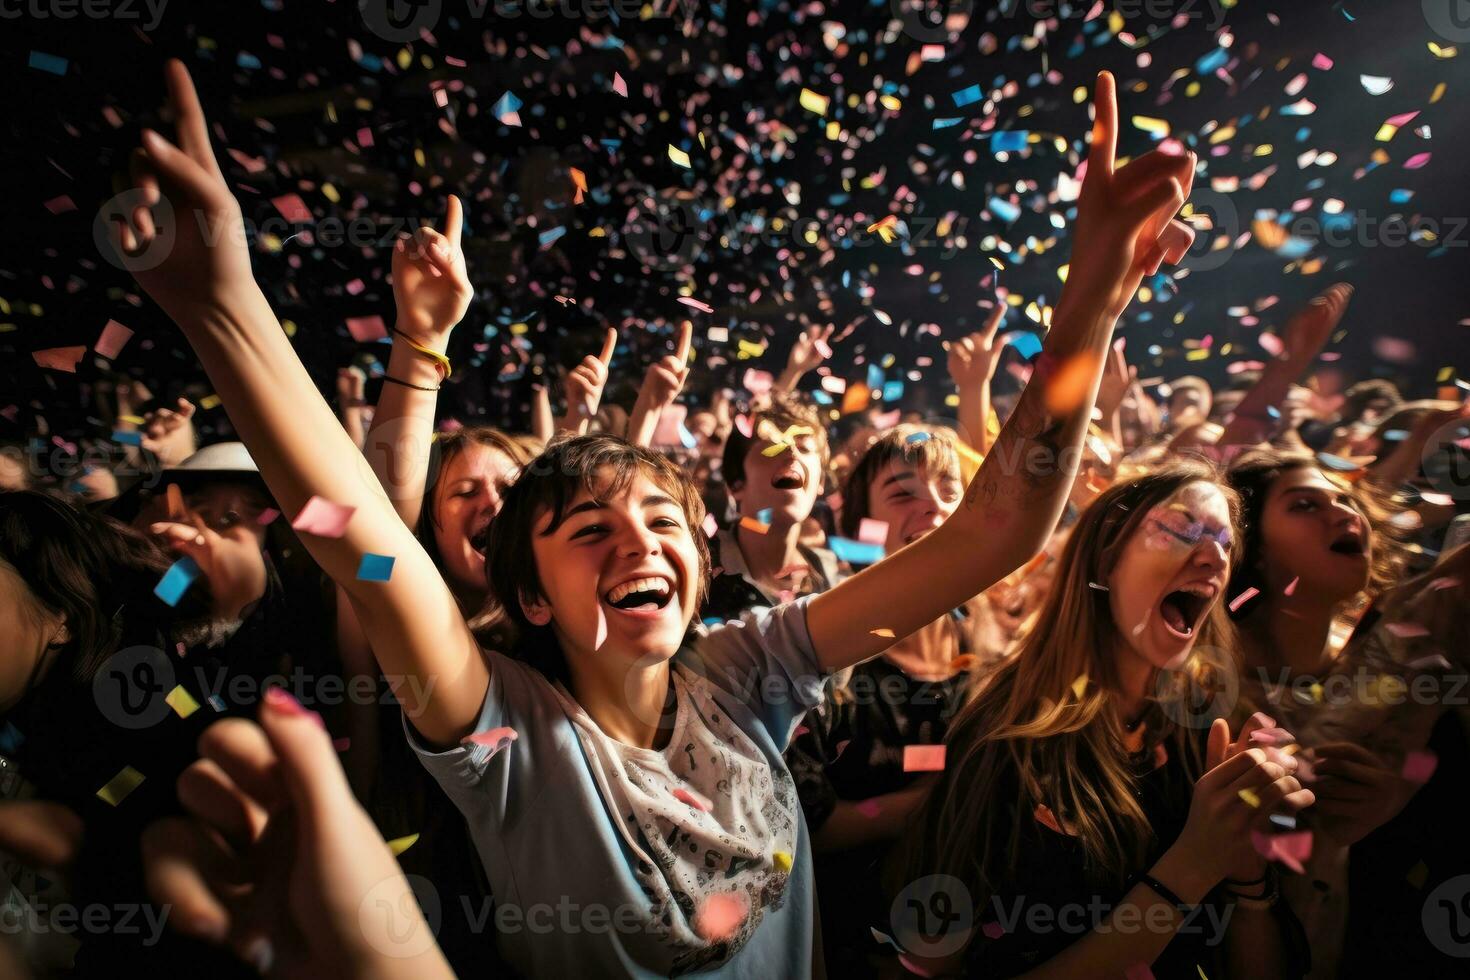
[{"left": 3, "top": 0, "right": 1468, "bottom": 449}]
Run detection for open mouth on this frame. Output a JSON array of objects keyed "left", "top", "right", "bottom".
[
  {"left": 1328, "top": 532, "right": 1366, "bottom": 556},
  {"left": 771, "top": 470, "right": 804, "bottom": 491},
  {"left": 1158, "top": 583, "right": 1216, "bottom": 639},
  {"left": 603, "top": 575, "right": 675, "bottom": 612},
  {"left": 469, "top": 525, "right": 490, "bottom": 557}
]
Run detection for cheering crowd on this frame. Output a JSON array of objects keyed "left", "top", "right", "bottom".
[{"left": 2, "top": 59, "right": 1469, "bottom": 980}]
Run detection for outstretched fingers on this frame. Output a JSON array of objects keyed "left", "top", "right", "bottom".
[{"left": 164, "top": 59, "right": 224, "bottom": 180}]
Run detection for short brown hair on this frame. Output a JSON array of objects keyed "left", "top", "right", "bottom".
[
  {"left": 839, "top": 424, "right": 961, "bottom": 539},
  {"left": 485, "top": 435, "right": 712, "bottom": 678},
  {"left": 721, "top": 393, "right": 830, "bottom": 491}
]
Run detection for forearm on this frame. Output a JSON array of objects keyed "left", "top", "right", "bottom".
[
  {"left": 626, "top": 396, "right": 663, "bottom": 448},
  {"left": 1221, "top": 905, "right": 1290, "bottom": 980},
  {"left": 955, "top": 381, "right": 991, "bottom": 454},
  {"left": 531, "top": 386, "right": 553, "bottom": 444},
  {"left": 811, "top": 791, "right": 916, "bottom": 852},
  {"left": 340, "top": 404, "right": 368, "bottom": 451},
  {"left": 807, "top": 301, "right": 1115, "bottom": 670},
  {"left": 364, "top": 338, "right": 442, "bottom": 530},
  {"left": 774, "top": 365, "right": 804, "bottom": 393},
  {"left": 1218, "top": 356, "right": 1308, "bottom": 447}
]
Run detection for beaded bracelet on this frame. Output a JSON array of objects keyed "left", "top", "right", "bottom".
[{"left": 390, "top": 324, "right": 452, "bottom": 379}]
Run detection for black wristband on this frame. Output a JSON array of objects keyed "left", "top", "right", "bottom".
[
  {"left": 1131, "top": 872, "right": 1193, "bottom": 911},
  {"left": 381, "top": 374, "right": 441, "bottom": 392},
  {"left": 1224, "top": 869, "right": 1271, "bottom": 888}
]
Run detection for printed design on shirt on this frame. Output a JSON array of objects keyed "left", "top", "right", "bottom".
[{"left": 564, "top": 668, "right": 799, "bottom": 973}]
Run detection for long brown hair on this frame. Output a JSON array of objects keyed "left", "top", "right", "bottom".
[{"left": 894, "top": 460, "right": 1241, "bottom": 901}]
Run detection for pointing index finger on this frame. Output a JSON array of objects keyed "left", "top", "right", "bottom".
[
  {"left": 675, "top": 319, "right": 692, "bottom": 363},
  {"left": 1090, "top": 71, "right": 1118, "bottom": 179},
  {"left": 164, "top": 59, "right": 223, "bottom": 180},
  {"left": 598, "top": 327, "right": 617, "bottom": 365},
  {"left": 981, "top": 302, "right": 1006, "bottom": 344},
  {"left": 443, "top": 194, "right": 463, "bottom": 249}
]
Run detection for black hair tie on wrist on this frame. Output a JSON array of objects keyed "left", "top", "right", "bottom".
[
  {"left": 1130, "top": 872, "right": 1193, "bottom": 912},
  {"left": 381, "top": 374, "right": 441, "bottom": 392}
]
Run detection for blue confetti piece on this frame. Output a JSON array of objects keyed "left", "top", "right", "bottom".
[
  {"left": 906, "top": 431, "right": 931, "bottom": 445},
  {"left": 828, "top": 537, "right": 886, "bottom": 565},
  {"left": 1381, "top": 429, "right": 1410, "bottom": 442},
  {"left": 811, "top": 389, "right": 833, "bottom": 405},
  {"left": 356, "top": 553, "right": 396, "bottom": 582},
  {"left": 952, "top": 84, "right": 983, "bottom": 107},
  {"left": 1266, "top": 406, "right": 1281, "bottom": 419},
  {"left": 988, "top": 196, "right": 1021, "bottom": 223},
  {"left": 990, "top": 131, "right": 1028, "bottom": 153},
  {"left": 154, "top": 557, "right": 201, "bottom": 607},
  {"left": 933, "top": 117, "right": 964, "bottom": 130},
  {"left": 1316, "top": 452, "right": 1362, "bottom": 472},
  {"left": 492, "top": 91, "right": 523, "bottom": 118},
  {"left": 207, "top": 695, "right": 227, "bottom": 712},
  {"left": 237, "top": 52, "right": 262, "bottom": 69},
  {"left": 882, "top": 380, "right": 905, "bottom": 402},
  {"left": 1195, "top": 47, "right": 1229, "bottom": 75},
  {"left": 677, "top": 421, "right": 699, "bottom": 450},
  {"left": 1389, "top": 188, "right": 1414, "bottom": 204},
  {"left": 867, "top": 363, "right": 885, "bottom": 390},
  {"left": 538, "top": 226, "right": 566, "bottom": 249},
  {"left": 28, "top": 51, "right": 68, "bottom": 75},
  {"left": 1006, "top": 331, "right": 1043, "bottom": 360},
  {"left": 0, "top": 721, "right": 24, "bottom": 754},
  {"left": 756, "top": 508, "right": 773, "bottom": 525},
  {"left": 112, "top": 430, "right": 143, "bottom": 446}
]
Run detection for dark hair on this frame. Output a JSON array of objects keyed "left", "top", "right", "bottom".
[
  {"left": 838, "top": 424, "right": 961, "bottom": 539},
  {"left": 0, "top": 490, "right": 211, "bottom": 701},
  {"left": 1341, "top": 379, "right": 1402, "bottom": 423},
  {"left": 1225, "top": 449, "right": 1406, "bottom": 618},
  {"left": 485, "top": 435, "right": 711, "bottom": 680},
  {"left": 720, "top": 393, "right": 830, "bottom": 492}
]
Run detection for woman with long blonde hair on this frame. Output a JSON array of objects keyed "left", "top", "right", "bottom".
[{"left": 892, "top": 460, "right": 1313, "bottom": 979}]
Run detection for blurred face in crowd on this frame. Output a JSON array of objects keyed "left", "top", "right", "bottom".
[
  {"left": 731, "top": 424, "right": 823, "bottom": 529},
  {"left": 1108, "top": 481, "right": 1233, "bottom": 672},
  {"left": 1168, "top": 383, "right": 1212, "bottom": 424},
  {"left": 0, "top": 451, "right": 26, "bottom": 492},
  {"left": 0, "top": 560, "right": 63, "bottom": 712},
  {"left": 1255, "top": 466, "right": 1371, "bottom": 605},
  {"left": 863, "top": 458, "right": 964, "bottom": 554},
  {"left": 186, "top": 481, "right": 272, "bottom": 549},
  {"left": 432, "top": 444, "right": 521, "bottom": 599}
]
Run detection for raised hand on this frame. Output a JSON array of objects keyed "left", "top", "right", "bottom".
[
  {"left": 644, "top": 319, "right": 693, "bottom": 408},
  {"left": 141, "top": 396, "right": 198, "bottom": 467},
  {"left": 151, "top": 512, "right": 267, "bottom": 621},
  {"left": 560, "top": 327, "right": 617, "bottom": 435},
  {"left": 946, "top": 304, "right": 1009, "bottom": 388},
  {"left": 1283, "top": 283, "right": 1353, "bottom": 362},
  {"left": 111, "top": 59, "right": 255, "bottom": 324},
  {"left": 786, "top": 323, "right": 835, "bottom": 377},
  {"left": 1307, "top": 742, "right": 1417, "bottom": 846},
  {"left": 1059, "top": 72, "right": 1196, "bottom": 324},
  {"left": 335, "top": 366, "right": 367, "bottom": 409},
  {"left": 1095, "top": 341, "right": 1132, "bottom": 421},
  {"left": 142, "top": 694, "right": 452, "bottom": 979},
  {"left": 391, "top": 195, "right": 471, "bottom": 347}
]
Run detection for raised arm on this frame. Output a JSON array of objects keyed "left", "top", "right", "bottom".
[
  {"left": 807, "top": 72, "right": 1197, "bottom": 672},
  {"left": 946, "top": 303, "right": 1008, "bottom": 454},
  {"left": 1217, "top": 283, "right": 1351, "bottom": 448},
  {"left": 774, "top": 323, "right": 834, "bottom": 393},
  {"left": 362, "top": 197, "right": 472, "bottom": 530},
  {"left": 626, "top": 319, "right": 692, "bottom": 447},
  {"left": 556, "top": 327, "right": 617, "bottom": 435},
  {"left": 115, "top": 61, "right": 485, "bottom": 747}
]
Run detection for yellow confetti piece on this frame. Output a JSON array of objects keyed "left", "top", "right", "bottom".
[
  {"left": 798, "top": 87, "right": 829, "bottom": 115},
  {"left": 772, "top": 850, "right": 793, "bottom": 873},
  {"left": 1308, "top": 682, "right": 1324, "bottom": 703},
  {"left": 321, "top": 183, "right": 340, "bottom": 204},
  {"left": 198, "top": 395, "right": 222, "bottom": 411},
  {"left": 165, "top": 685, "right": 200, "bottom": 719},
  {"left": 1428, "top": 42, "right": 1457, "bottom": 60},
  {"left": 870, "top": 628, "right": 896, "bottom": 638},
  {"left": 760, "top": 441, "right": 791, "bottom": 458},
  {"left": 1070, "top": 675, "right": 1088, "bottom": 699},
  {"left": 667, "top": 145, "right": 691, "bottom": 168},
  {"left": 283, "top": 319, "right": 297, "bottom": 338},
  {"left": 1238, "top": 788, "right": 1261, "bottom": 808},
  {"left": 1431, "top": 82, "right": 1447, "bottom": 104},
  {"left": 1438, "top": 366, "right": 1455, "bottom": 383},
  {"left": 1185, "top": 348, "right": 1210, "bottom": 361},
  {"left": 1406, "top": 860, "right": 1429, "bottom": 889},
  {"left": 1132, "top": 115, "right": 1170, "bottom": 137},
  {"left": 117, "top": 414, "right": 146, "bottom": 425},
  {"left": 97, "top": 766, "right": 145, "bottom": 806},
  {"left": 388, "top": 833, "right": 420, "bottom": 856},
  {"left": 879, "top": 94, "right": 902, "bottom": 111}
]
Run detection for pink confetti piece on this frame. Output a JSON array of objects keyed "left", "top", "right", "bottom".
[
  {"left": 462, "top": 726, "right": 518, "bottom": 755},
  {"left": 677, "top": 297, "right": 714, "bottom": 313},
  {"left": 345, "top": 315, "right": 388, "bottom": 342},
  {"left": 94, "top": 319, "right": 134, "bottom": 360},
  {"left": 1251, "top": 830, "right": 1312, "bottom": 873},
  {"left": 741, "top": 368, "right": 773, "bottom": 395},
  {"left": 702, "top": 512, "right": 718, "bottom": 537},
  {"left": 1250, "top": 727, "right": 1295, "bottom": 746},
  {"left": 271, "top": 193, "right": 312, "bottom": 222},
  {"left": 1402, "top": 750, "right": 1438, "bottom": 784},
  {"left": 898, "top": 954, "right": 944, "bottom": 977},
  {"left": 1257, "top": 331, "right": 1285, "bottom": 358},
  {"left": 1428, "top": 577, "right": 1460, "bottom": 591},
  {"left": 611, "top": 72, "right": 627, "bottom": 97},
  {"left": 734, "top": 414, "right": 754, "bottom": 438},
  {"left": 1228, "top": 587, "right": 1260, "bottom": 613},
  {"left": 1386, "top": 110, "right": 1421, "bottom": 128},
  {"left": 332, "top": 737, "right": 352, "bottom": 751},
  {"left": 855, "top": 799, "right": 882, "bottom": 819},
  {"left": 672, "top": 786, "right": 712, "bottom": 811},
  {"left": 981, "top": 921, "right": 1006, "bottom": 940},
  {"left": 226, "top": 148, "right": 267, "bottom": 174},
  {"left": 1404, "top": 152, "right": 1432, "bottom": 170},
  {"left": 31, "top": 346, "right": 86, "bottom": 372},
  {"left": 356, "top": 127, "right": 375, "bottom": 148},
  {"left": 902, "top": 744, "right": 946, "bottom": 772},
  {"left": 857, "top": 518, "right": 890, "bottom": 546},
  {"left": 43, "top": 195, "right": 76, "bottom": 214},
  {"left": 256, "top": 507, "right": 280, "bottom": 526},
  {"left": 1385, "top": 621, "right": 1431, "bottom": 639},
  {"left": 1311, "top": 52, "right": 1334, "bottom": 70},
  {"left": 290, "top": 496, "right": 356, "bottom": 538},
  {"left": 1284, "top": 576, "right": 1299, "bottom": 596},
  {"left": 693, "top": 892, "right": 747, "bottom": 942},
  {"left": 1421, "top": 491, "right": 1456, "bottom": 507}
]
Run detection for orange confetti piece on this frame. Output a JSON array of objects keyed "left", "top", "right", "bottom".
[{"left": 1043, "top": 354, "right": 1102, "bottom": 415}]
